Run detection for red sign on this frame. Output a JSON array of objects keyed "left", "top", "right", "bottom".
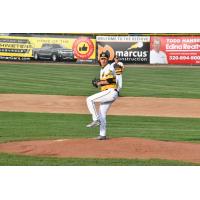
[
  {"left": 150, "top": 36, "right": 200, "bottom": 64},
  {"left": 72, "top": 37, "right": 94, "bottom": 59}
]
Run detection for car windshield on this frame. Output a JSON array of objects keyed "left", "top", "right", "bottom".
[
  {"left": 42, "top": 44, "right": 51, "bottom": 48},
  {"left": 52, "top": 44, "right": 62, "bottom": 48}
]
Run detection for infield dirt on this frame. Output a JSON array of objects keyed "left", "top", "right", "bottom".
[
  {"left": 0, "top": 137, "right": 200, "bottom": 163},
  {"left": 1, "top": 94, "right": 200, "bottom": 118}
]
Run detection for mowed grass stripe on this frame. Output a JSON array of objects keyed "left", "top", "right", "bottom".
[
  {"left": 123, "top": 67, "right": 200, "bottom": 98},
  {"left": 1, "top": 63, "right": 200, "bottom": 97},
  {"left": 0, "top": 153, "right": 197, "bottom": 166},
  {"left": 0, "top": 64, "right": 98, "bottom": 95},
  {"left": 1, "top": 112, "right": 200, "bottom": 143}
]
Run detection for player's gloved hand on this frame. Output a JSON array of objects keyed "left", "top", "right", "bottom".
[{"left": 92, "top": 78, "right": 100, "bottom": 88}]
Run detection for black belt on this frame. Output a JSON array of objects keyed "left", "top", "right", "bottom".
[
  {"left": 104, "top": 88, "right": 119, "bottom": 95},
  {"left": 114, "top": 89, "right": 119, "bottom": 95}
]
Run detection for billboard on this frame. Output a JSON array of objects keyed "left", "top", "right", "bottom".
[
  {"left": 0, "top": 36, "right": 96, "bottom": 62},
  {"left": 96, "top": 36, "right": 150, "bottom": 64},
  {"left": 150, "top": 36, "right": 200, "bottom": 64}
]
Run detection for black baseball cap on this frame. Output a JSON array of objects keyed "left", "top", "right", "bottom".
[{"left": 100, "top": 52, "right": 109, "bottom": 59}]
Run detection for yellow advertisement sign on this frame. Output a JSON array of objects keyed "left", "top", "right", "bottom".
[{"left": 0, "top": 36, "right": 96, "bottom": 60}]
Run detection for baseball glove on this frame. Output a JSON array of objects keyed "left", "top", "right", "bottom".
[{"left": 92, "top": 78, "right": 100, "bottom": 88}]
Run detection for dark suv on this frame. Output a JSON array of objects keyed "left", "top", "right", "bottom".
[{"left": 32, "top": 44, "right": 76, "bottom": 62}]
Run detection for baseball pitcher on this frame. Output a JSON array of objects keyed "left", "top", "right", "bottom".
[{"left": 86, "top": 52, "right": 118, "bottom": 140}]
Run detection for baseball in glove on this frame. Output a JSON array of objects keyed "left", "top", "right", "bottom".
[{"left": 92, "top": 78, "right": 100, "bottom": 88}]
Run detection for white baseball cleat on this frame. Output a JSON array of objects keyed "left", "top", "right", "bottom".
[
  {"left": 86, "top": 120, "right": 101, "bottom": 128},
  {"left": 96, "top": 136, "right": 107, "bottom": 140}
]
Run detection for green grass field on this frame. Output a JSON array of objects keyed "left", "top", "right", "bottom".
[
  {"left": 1, "top": 63, "right": 200, "bottom": 98},
  {"left": 1, "top": 63, "right": 200, "bottom": 165},
  {"left": 0, "top": 153, "right": 197, "bottom": 166},
  {"left": 1, "top": 112, "right": 200, "bottom": 143}
]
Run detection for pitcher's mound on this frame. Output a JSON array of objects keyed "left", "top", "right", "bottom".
[{"left": 0, "top": 137, "right": 200, "bottom": 163}]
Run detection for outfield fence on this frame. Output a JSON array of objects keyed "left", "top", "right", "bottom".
[{"left": 0, "top": 33, "right": 200, "bottom": 65}]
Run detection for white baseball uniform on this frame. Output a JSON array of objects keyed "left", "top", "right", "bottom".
[
  {"left": 111, "top": 61, "right": 124, "bottom": 91},
  {"left": 86, "top": 64, "right": 118, "bottom": 137}
]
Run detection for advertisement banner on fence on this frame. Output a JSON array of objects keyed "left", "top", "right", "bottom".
[
  {"left": 96, "top": 36, "right": 150, "bottom": 64},
  {"left": 150, "top": 36, "right": 200, "bottom": 64},
  {"left": 0, "top": 36, "right": 96, "bottom": 61}
]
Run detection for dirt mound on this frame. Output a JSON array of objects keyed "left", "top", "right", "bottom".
[{"left": 0, "top": 137, "right": 200, "bottom": 163}]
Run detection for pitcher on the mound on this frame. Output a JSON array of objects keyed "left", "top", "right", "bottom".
[{"left": 86, "top": 52, "right": 119, "bottom": 140}]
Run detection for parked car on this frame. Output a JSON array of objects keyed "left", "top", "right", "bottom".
[{"left": 32, "top": 43, "right": 77, "bottom": 62}]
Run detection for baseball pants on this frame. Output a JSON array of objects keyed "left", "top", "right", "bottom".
[
  {"left": 116, "top": 75, "right": 122, "bottom": 91},
  {"left": 86, "top": 88, "right": 118, "bottom": 136}
]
